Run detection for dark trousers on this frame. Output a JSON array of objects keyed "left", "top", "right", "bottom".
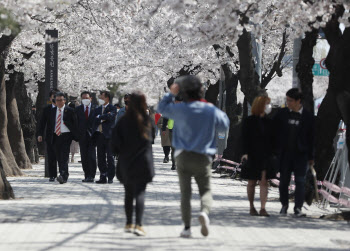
[
  {"left": 46, "top": 141, "right": 57, "bottom": 178},
  {"left": 124, "top": 183, "right": 147, "bottom": 226},
  {"left": 279, "top": 153, "right": 308, "bottom": 211},
  {"left": 79, "top": 134, "right": 97, "bottom": 179},
  {"left": 96, "top": 132, "right": 115, "bottom": 180},
  {"left": 53, "top": 133, "right": 73, "bottom": 181},
  {"left": 163, "top": 146, "right": 170, "bottom": 157},
  {"left": 169, "top": 131, "right": 175, "bottom": 166}
]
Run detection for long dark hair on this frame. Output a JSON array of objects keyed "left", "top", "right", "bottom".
[{"left": 125, "top": 91, "right": 151, "bottom": 140}]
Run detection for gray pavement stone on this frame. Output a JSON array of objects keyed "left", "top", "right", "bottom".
[{"left": 0, "top": 138, "right": 349, "bottom": 250}]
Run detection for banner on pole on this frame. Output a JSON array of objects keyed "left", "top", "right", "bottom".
[{"left": 45, "top": 29, "right": 58, "bottom": 101}]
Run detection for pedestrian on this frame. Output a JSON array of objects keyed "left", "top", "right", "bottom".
[
  {"left": 154, "top": 112, "right": 161, "bottom": 136},
  {"left": 114, "top": 93, "right": 130, "bottom": 127},
  {"left": 162, "top": 117, "right": 176, "bottom": 170},
  {"left": 241, "top": 95, "right": 276, "bottom": 217},
  {"left": 274, "top": 88, "right": 315, "bottom": 217},
  {"left": 92, "top": 91, "right": 117, "bottom": 184},
  {"left": 111, "top": 91, "right": 155, "bottom": 237},
  {"left": 37, "top": 89, "right": 60, "bottom": 182},
  {"left": 158, "top": 75, "right": 229, "bottom": 238},
  {"left": 157, "top": 116, "right": 172, "bottom": 163},
  {"left": 51, "top": 92, "right": 79, "bottom": 184},
  {"left": 75, "top": 91, "right": 97, "bottom": 182}
]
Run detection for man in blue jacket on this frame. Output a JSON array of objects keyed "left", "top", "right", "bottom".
[
  {"left": 158, "top": 75, "right": 229, "bottom": 238},
  {"left": 92, "top": 91, "right": 116, "bottom": 184}
]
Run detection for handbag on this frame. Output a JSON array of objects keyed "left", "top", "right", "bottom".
[{"left": 240, "top": 159, "right": 249, "bottom": 179}]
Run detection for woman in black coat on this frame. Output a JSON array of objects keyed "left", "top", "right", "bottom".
[
  {"left": 241, "top": 95, "right": 276, "bottom": 217},
  {"left": 111, "top": 92, "right": 155, "bottom": 236}
]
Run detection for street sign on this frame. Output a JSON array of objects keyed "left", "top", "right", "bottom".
[{"left": 312, "top": 59, "right": 329, "bottom": 76}]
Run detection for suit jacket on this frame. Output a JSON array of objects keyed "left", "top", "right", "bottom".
[
  {"left": 92, "top": 103, "right": 116, "bottom": 139},
  {"left": 37, "top": 105, "right": 79, "bottom": 143},
  {"left": 273, "top": 107, "right": 315, "bottom": 160},
  {"left": 37, "top": 104, "right": 55, "bottom": 143},
  {"left": 75, "top": 104, "right": 97, "bottom": 138},
  {"left": 111, "top": 115, "right": 155, "bottom": 184}
]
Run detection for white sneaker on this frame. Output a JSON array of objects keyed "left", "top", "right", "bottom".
[
  {"left": 180, "top": 228, "right": 192, "bottom": 238},
  {"left": 198, "top": 212, "right": 210, "bottom": 237}
]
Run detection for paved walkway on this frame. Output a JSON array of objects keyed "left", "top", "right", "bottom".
[{"left": 0, "top": 138, "right": 349, "bottom": 250}]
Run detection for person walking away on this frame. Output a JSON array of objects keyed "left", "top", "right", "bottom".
[
  {"left": 111, "top": 92, "right": 155, "bottom": 236},
  {"left": 241, "top": 95, "right": 276, "bottom": 217},
  {"left": 274, "top": 88, "right": 315, "bottom": 217},
  {"left": 92, "top": 91, "right": 117, "bottom": 184},
  {"left": 75, "top": 91, "right": 97, "bottom": 182},
  {"left": 158, "top": 75, "right": 229, "bottom": 238},
  {"left": 52, "top": 92, "right": 79, "bottom": 184},
  {"left": 154, "top": 112, "right": 161, "bottom": 136},
  {"left": 157, "top": 116, "right": 172, "bottom": 163},
  {"left": 114, "top": 93, "right": 130, "bottom": 127},
  {"left": 37, "top": 89, "right": 59, "bottom": 182}
]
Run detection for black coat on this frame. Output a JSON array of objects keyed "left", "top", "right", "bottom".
[
  {"left": 37, "top": 105, "right": 80, "bottom": 143},
  {"left": 111, "top": 115, "right": 155, "bottom": 184},
  {"left": 242, "top": 115, "right": 275, "bottom": 180},
  {"left": 273, "top": 107, "right": 315, "bottom": 160},
  {"left": 75, "top": 104, "right": 97, "bottom": 138}
]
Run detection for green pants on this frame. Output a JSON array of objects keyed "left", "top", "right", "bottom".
[{"left": 176, "top": 151, "right": 212, "bottom": 227}]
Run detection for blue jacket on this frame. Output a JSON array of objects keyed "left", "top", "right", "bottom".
[
  {"left": 157, "top": 93, "right": 230, "bottom": 156},
  {"left": 92, "top": 103, "right": 116, "bottom": 139}
]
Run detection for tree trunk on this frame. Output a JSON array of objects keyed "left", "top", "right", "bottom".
[
  {"left": 296, "top": 29, "right": 318, "bottom": 113},
  {"left": 205, "top": 80, "right": 219, "bottom": 105},
  {"left": 0, "top": 159, "right": 14, "bottom": 199},
  {"left": 237, "top": 29, "right": 262, "bottom": 105},
  {"left": 221, "top": 64, "right": 241, "bottom": 162},
  {"left": 6, "top": 71, "right": 34, "bottom": 167},
  {"left": 0, "top": 35, "right": 22, "bottom": 177}
]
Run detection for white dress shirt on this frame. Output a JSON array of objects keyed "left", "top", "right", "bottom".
[{"left": 55, "top": 104, "right": 70, "bottom": 133}]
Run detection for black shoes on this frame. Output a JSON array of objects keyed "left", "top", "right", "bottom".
[
  {"left": 294, "top": 208, "right": 306, "bottom": 217},
  {"left": 163, "top": 156, "right": 169, "bottom": 163},
  {"left": 57, "top": 175, "right": 67, "bottom": 184},
  {"left": 108, "top": 179, "right": 113, "bottom": 184},
  {"left": 171, "top": 165, "right": 176, "bottom": 170},
  {"left": 49, "top": 177, "right": 55, "bottom": 182},
  {"left": 280, "top": 205, "right": 288, "bottom": 215},
  {"left": 82, "top": 177, "right": 94, "bottom": 183},
  {"left": 96, "top": 178, "right": 107, "bottom": 184}
]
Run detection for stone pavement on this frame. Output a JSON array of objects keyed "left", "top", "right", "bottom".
[{"left": 0, "top": 138, "right": 349, "bottom": 251}]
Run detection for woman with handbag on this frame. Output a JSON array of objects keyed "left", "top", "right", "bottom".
[{"left": 241, "top": 95, "right": 276, "bottom": 217}]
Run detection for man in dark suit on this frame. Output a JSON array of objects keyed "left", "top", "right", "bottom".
[
  {"left": 92, "top": 91, "right": 116, "bottom": 184},
  {"left": 51, "top": 92, "right": 79, "bottom": 184},
  {"left": 75, "top": 91, "right": 97, "bottom": 182},
  {"left": 37, "top": 89, "right": 59, "bottom": 182},
  {"left": 274, "top": 88, "right": 315, "bottom": 217}
]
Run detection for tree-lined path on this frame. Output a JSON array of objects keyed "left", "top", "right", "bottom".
[{"left": 0, "top": 138, "right": 349, "bottom": 251}]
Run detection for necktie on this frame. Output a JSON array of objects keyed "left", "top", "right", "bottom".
[
  {"left": 99, "top": 106, "right": 105, "bottom": 132},
  {"left": 55, "top": 109, "right": 62, "bottom": 136},
  {"left": 85, "top": 106, "right": 89, "bottom": 120}
]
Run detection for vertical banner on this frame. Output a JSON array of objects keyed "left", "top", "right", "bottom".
[
  {"left": 45, "top": 29, "right": 58, "bottom": 100},
  {"left": 44, "top": 29, "right": 58, "bottom": 177}
]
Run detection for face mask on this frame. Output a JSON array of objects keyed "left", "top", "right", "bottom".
[
  {"left": 81, "top": 99, "right": 91, "bottom": 106},
  {"left": 264, "top": 104, "right": 272, "bottom": 115},
  {"left": 98, "top": 99, "right": 105, "bottom": 105},
  {"left": 124, "top": 101, "right": 129, "bottom": 106}
]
